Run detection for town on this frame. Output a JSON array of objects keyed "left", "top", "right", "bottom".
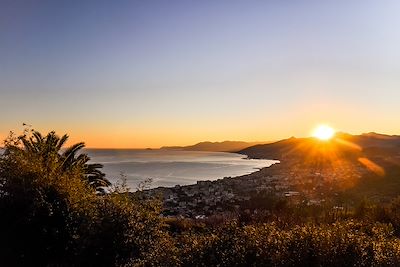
[{"left": 142, "top": 156, "right": 370, "bottom": 218}]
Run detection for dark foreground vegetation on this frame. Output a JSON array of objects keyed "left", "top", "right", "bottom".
[{"left": 2, "top": 130, "right": 400, "bottom": 266}]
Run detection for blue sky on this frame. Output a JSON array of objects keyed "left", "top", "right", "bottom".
[{"left": 1, "top": 0, "right": 400, "bottom": 147}]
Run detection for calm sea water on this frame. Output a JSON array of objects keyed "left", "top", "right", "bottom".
[{"left": 86, "top": 149, "right": 277, "bottom": 190}]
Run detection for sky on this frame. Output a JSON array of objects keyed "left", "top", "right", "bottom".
[{"left": 1, "top": 0, "right": 400, "bottom": 148}]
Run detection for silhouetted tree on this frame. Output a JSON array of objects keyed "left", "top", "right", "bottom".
[
  {"left": 0, "top": 129, "right": 172, "bottom": 266},
  {"left": 20, "top": 130, "right": 110, "bottom": 193}
]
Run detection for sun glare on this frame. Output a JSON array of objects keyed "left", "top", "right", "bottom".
[{"left": 312, "top": 125, "right": 335, "bottom": 140}]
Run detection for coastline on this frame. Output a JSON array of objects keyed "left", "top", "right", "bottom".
[
  {"left": 142, "top": 150, "right": 279, "bottom": 191},
  {"left": 140, "top": 152, "right": 283, "bottom": 217},
  {"left": 93, "top": 149, "right": 275, "bottom": 190}
]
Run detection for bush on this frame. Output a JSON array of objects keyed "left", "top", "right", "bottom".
[
  {"left": 176, "top": 221, "right": 400, "bottom": 267},
  {"left": 0, "top": 130, "right": 172, "bottom": 266}
]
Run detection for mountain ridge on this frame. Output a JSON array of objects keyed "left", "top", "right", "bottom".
[
  {"left": 238, "top": 132, "right": 400, "bottom": 160},
  {"left": 161, "top": 141, "right": 270, "bottom": 152}
]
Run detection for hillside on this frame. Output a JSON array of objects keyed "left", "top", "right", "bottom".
[
  {"left": 238, "top": 132, "right": 400, "bottom": 160},
  {"left": 161, "top": 141, "right": 269, "bottom": 152}
]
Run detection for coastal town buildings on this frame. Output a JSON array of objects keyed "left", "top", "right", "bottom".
[{"left": 142, "top": 158, "right": 368, "bottom": 217}]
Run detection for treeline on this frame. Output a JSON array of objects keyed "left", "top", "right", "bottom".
[{"left": 2, "top": 130, "right": 400, "bottom": 266}]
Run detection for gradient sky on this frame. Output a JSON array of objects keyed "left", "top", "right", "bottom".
[{"left": 1, "top": 0, "right": 400, "bottom": 148}]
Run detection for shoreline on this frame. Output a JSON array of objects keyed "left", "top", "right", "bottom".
[
  {"left": 140, "top": 154, "right": 284, "bottom": 217},
  {"left": 93, "top": 149, "right": 275, "bottom": 191},
  {"left": 140, "top": 150, "right": 279, "bottom": 191}
]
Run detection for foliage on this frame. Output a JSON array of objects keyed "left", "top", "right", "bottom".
[
  {"left": 177, "top": 221, "right": 400, "bottom": 267},
  {"left": 6, "top": 129, "right": 111, "bottom": 193},
  {"left": 0, "top": 130, "right": 172, "bottom": 266}
]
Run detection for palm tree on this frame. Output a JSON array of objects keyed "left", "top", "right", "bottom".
[{"left": 20, "top": 131, "right": 111, "bottom": 193}]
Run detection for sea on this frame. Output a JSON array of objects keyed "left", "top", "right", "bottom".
[{"left": 86, "top": 149, "right": 277, "bottom": 190}]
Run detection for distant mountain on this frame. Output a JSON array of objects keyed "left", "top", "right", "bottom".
[
  {"left": 239, "top": 132, "right": 400, "bottom": 160},
  {"left": 161, "top": 141, "right": 270, "bottom": 152},
  {"left": 335, "top": 132, "right": 400, "bottom": 150}
]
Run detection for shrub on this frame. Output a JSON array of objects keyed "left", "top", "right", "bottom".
[{"left": 0, "top": 130, "right": 171, "bottom": 266}]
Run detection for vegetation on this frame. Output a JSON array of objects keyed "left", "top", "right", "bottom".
[
  {"left": 15, "top": 129, "right": 111, "bottom": 192},
  {"left": 0, "top": 130, "right": 172, "bottom": 266},
  {"left": 2, "top": 129, "right": 400, "bottom": 266}
]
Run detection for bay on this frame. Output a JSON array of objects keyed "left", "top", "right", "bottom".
[{"left": 86, "top": 149, "right": 277, "bottom": 190}]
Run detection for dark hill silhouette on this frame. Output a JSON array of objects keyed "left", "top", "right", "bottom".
[
  {"left": 161, "top": 141, "right": 270, "bottom": 152},
  {"left": 239, "top": 133, "right": 400, "bottom": 161}
]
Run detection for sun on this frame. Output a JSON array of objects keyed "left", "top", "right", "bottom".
[{"left": 312, "top": 125, "right": 335, "bottom": 140}]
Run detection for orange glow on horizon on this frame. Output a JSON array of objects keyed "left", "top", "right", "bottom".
[{"left": 0, "top": 120, "right": 398, "bottom": 149}]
